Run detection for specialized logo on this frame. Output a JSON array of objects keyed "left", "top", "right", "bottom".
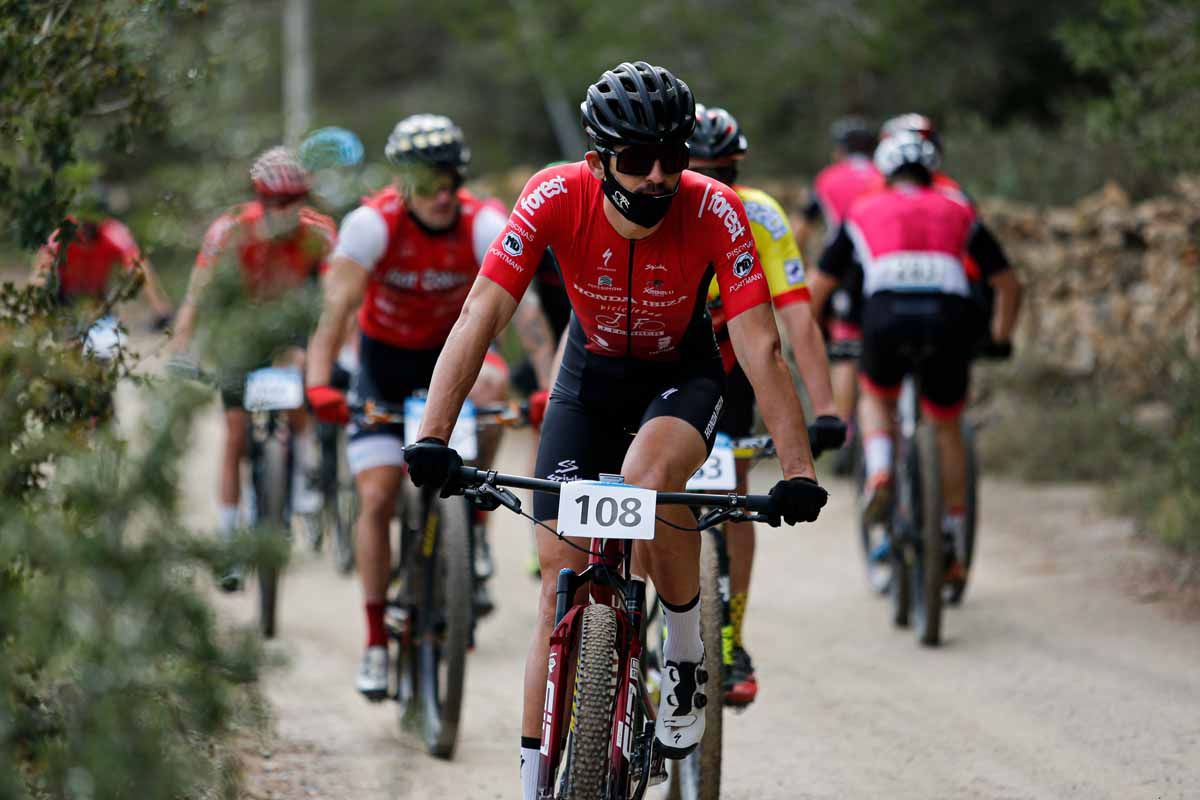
[
  {"left": 707, "top": 190, "right": 747, "bottom": 242},
  {"left": 548, "top": 459, "right": 579, "bottom": 483},
  {"left": 661, "top": 387, "right": 679, "bottom": 400},
  {"left": 733, "top": 251, "right": 755, "bottom": 278},
  {"left": 612, "top": 190, "right": 631, "bottom": 211},
  {"left": 519, "top": 175, "right": 568, "bottom": 216},
  {"left": 656, "top": 336, "right": 672, "bottom": 351},
  {"left": 602, "top": 248, "right": 613, "bottom": 267},
  {"left": 502, "top": 231, "right": 524, "bottom": 257}
]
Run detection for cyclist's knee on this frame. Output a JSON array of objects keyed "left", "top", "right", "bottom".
[
  {"left": 470, "top": 369, "right": 507, "bottom": 405},
  {"left": 223, "top": 411, "right": 248, "bottom": 453},
  {"left": 357, "top": 476, "right": 399, "bottom": 524}
]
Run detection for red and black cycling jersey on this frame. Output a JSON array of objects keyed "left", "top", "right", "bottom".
[
  {"left": 196, "top": 201, "right": 335, "bottom": 298},
  {"left": 480, "top": 162, "right": 771, "bottom": 363},
  {"left": 39, "top": 218, "right": 141, "bottom": 300}
]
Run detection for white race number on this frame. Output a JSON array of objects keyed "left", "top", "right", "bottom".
[
  {"left": 557, "top": 480, "right": 657, "bottom": 541},
  {"left": 243, "top": 367, "right": 305, "bottom": 412},
  {"left": 686, "top": 433, "right": 736, "bottom": 491},
  {"left": 403, "top": 397, "right": 478, "bottom": 461}
]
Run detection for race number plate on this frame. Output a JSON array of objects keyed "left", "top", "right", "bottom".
[
  {"left": 403, "top": 397, "right": 478, "bottom": 461},
  {"left": 558, "top": 480, "right": 657, "bottom": 541},
  {"left": 686, "top": 432, "right": 736, "bottom": 491},
  {"left": 243, "top": 367, "right": 305, "bottom": 412}
]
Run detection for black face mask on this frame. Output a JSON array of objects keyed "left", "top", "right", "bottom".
[{"left": 599, "top": 158, "right": 679, "bottom": 229}]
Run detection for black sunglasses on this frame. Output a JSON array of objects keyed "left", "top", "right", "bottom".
[{"left": 603, "top": 143, "right": 690, "bottom": 176}]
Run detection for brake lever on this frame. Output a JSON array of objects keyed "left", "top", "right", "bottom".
[{"left": 466, "top": 482, "right": 522, "bottom": 514}]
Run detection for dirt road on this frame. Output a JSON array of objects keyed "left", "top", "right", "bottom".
[{"left": 163, "top": 395, "right": 1198, "bottom": 800}]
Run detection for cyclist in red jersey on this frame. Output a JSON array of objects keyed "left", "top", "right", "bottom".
[
  {"left": 172, "top": 147, "right": 336, "bottom": 589},
  {"left": 303, "top": 115, "right": 552, "bottom": 699},
  {"left": 810, "top": 131, "right": 1022, "bottom": 583},
  {"left": 399, "top": 63, "right": 827, "bottom": 794},
  {"left": 796, "top": 118, "right": 880, "bottom": 467},
  {"left": 687, "top": 103, "right": 845, "bottom": 704},
  {"left": 31, "top": 200, "right": 173, "bottom": 323}
]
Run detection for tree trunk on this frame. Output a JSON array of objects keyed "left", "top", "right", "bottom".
[{"left": 282, "top": 0, "right": 313, "bottom": 147}]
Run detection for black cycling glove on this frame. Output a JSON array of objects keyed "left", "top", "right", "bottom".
[
  {"left": 403, "top": 438, "right": 464, "bottom": 498},
  {"left": 978, "top": 339, "right": 1013, "bottom": 360},
  {"left": 767, "top": 477, "right": 828, "bottom": 527},
  {"left": 809, "top": 415, "right": 848, "bottom": 457}
]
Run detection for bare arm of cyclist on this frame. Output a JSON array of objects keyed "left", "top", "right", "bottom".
[
  {"left": 727, "top": 303, "right": 817, "bottom": 480},
  {"left": 778, "top": 301, "right": 836, "bottom": 416},
  {"left": 989, "top": 268, "right": 1022, "bottom": 343},
  {"left": 137, "top": 259, "right": 175, "bottom": 318},
  {"left": 28, "top": 246, "right": 55, "bottom": 288},
  {"left": 510, "top": 291, "right": 557, "bottom": 390},
  {"left": 169, "top": 263, "right": 214, "bottom": 353},
  {"left": 307, "top": 255, "right": 369, "bottom": 388},
  {"left": 417, "top": 275, "right": 519, "bottom": 443}
]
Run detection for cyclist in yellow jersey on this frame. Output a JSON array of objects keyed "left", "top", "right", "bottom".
[{"left": 689, "top": 104, "right": 846, "bottom": 703}]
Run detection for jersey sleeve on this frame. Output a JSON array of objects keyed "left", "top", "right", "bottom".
[
  {"left": 100, "top": 220, "right": 141, "bottom": 269},
  {"left": 195, "top": 212, "right": 239, "bottom": 269},
  {"left": 817, "top": 224, "right": 856, "bottom": 281},
  {"left": 703, "top": 186, "right": 771, "bottom": 322},
  {"left": 478, "top": 168, "right": 568, "bottom": 302},
  {"left": 744, "top": 192, "right": 810, "bottom": 309},
  {"left": 331, "top": 206, "right": 388, "bottom": 269},
  {"left": 967, "top": 221, "right": 1011, "bottom": 278},
  {"left": 471, "top": 203, "right": 508, "bottom": 266}
]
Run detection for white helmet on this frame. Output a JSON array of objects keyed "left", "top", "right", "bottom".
[
  {"left": 250, "top": 147, "right": 310, "bottom": 197},
  {"left": 873, "top": 130, "right": 940, "bottom": 179}
]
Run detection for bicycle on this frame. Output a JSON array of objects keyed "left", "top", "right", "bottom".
[
  {"left": 351, "top": 397, "right": 527, "bottom": 758},
  {"left": 239, "top": 365, "right": 307, "bottom": 639},
  {"left": 453, "top": 465, "right": 783, "bottom": 799},
  {"left": 654, "top": 429, "right": 831, "bottom": 800},
  {"left": 309, "top": 419, "right": 357, "bottom": 574}
]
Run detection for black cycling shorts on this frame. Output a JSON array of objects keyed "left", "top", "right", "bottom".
[
  {"left": 715, "top": 363, "right": 755, "bottom": 439},
  {"left": 346, "top": 334, "right": 441, "bottom": 474},
  {"left": 532, "top": 331, "right": 726, "bottom": 521},
  {"left": 859, "top": 293, "right": 978, "bottom": 419}
]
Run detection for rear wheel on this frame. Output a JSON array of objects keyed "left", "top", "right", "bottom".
[
  {"left": 913, "top": 423, "right": 944, "bottom": 646},
  {"left": 419, "top": 496, "right": 472, "bottom": 758},
  {"left": 563, "top": 604, "right": 619, "bottom": 800},
  {"left": 258, "top": 435, "right": 289, "bottom": 639}
]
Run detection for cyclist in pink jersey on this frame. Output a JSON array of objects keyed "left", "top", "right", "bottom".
[
  {"left": 400, "top": 63, "right": 827, "bottom": 796},
  {"left": 810, "top": 131, "right": 1022, "bottom": 584}
]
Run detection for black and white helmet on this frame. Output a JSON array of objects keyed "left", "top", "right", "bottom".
[
  {"left": 581, "top": 61, "right": 695, "bottom": 148},
  {"left": 385, "top": 114, "right": 470, "bottom": 169},
  {"left": 688, "top": 104, "right": 748, "bottom": 161},
  {"left": 874, "top": 130, "right": 941, "bottom": 179},
  {"left": 880, "top": 113, "right": 942, "bottom": 154}
]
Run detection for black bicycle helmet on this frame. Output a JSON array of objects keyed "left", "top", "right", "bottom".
[
  {"left": 688, "top": 104, "right": 748, "bottom": 161},
  {"left": 581, "top": 61, "right": 696, "bottom": 148},
  {"left": 385, "top": 114, "right": 471, "bottom": 169},
  {"left": 830, "top": 116, "right": 876, "bottom": 156}
]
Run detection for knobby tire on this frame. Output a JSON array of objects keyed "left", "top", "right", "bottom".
[{"left": 563, "top": 604, "right": 619, "bottom": 800}]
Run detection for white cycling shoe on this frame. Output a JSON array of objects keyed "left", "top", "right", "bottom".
[
  {"left": 356, "top": 645, "right": 389, "bottom": 701},
  {"left": 655, "top": 657, "right": 708, "bottom": 759}
]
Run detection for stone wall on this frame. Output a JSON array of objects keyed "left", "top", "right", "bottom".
[{"left": 981, "top": 179, "right": 1199, "bottom": 396}]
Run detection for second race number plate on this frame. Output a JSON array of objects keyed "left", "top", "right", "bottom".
[
  {"left": 686, "top": 432, "right": 736, "bottom": 492},
  {"left": 558, "top": 481, "right": 657, "bottom": 541}
]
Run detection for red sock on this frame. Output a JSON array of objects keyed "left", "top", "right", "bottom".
[{"left": 365, "top": 602, "right": 387, "bottom": 647}]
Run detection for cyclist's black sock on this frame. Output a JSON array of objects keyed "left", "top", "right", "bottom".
[
  {"left": 520, "top": 736, "right": 540, "bottom": 800},
  {"left": 661, "top": 591, "right": 702, "bottom": 663}
]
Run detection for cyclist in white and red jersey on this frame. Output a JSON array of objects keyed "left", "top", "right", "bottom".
[
  {"left": 687, "top": 103, "right": 845, "bottom": 705},
  {"left": 172, "top": 147, "right": 336, "bottom": 590},
  {"left": 399, "top": 62, "right": 827, "bottom": 795},
  {"left": 797, "top": 118, "right": 880, "bottom": 466},
  {"left": 810, "top": 131, "right": 1021, "bottom": 586},
  {"left": 304, "top": 114, "right": 542, "bottom": 700}
]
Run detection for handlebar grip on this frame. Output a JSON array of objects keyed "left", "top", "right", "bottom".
[{"left": 742, "top": 494, "right": 773, "bottom": 514}]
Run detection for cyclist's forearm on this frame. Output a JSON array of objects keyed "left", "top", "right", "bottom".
[
  {"left": 419, "top": 278, "right": 517, "bottom": 442},
  {"left": 730, "top": 310, "right": 815, "bottom": 480},
  {"left": 139, "top": 261, "right": 173, "bottom": 316},
  {"left": 990, "top": 269, "right": 1022, "bottom": 342},
  {"left": 780, "top": 303, "right": 836, "bottom": 416},
  {"left": 170, "top": 301, "right": 197, "bottom": 353},
  {"left": 309, "top": 258, "right": 367, "bottom": 387}
]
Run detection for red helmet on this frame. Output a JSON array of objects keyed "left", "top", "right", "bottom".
[
  {"left": 880, "top": 113, "right": 942, "bottom": 154},
  {"left": 250, "top": 147, "right": 310, "bottom": 198}
]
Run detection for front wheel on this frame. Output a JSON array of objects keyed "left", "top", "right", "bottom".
[
  {"left": 563, "top": 604, "right": 619, "bottom": 800},
  {"left": 912, "top": 423, "right": 944, "bottom": 646},
  {"left": 258, "top": 435, "right": 290, "bottom": 639},
  {"left": 419, "top": 495, "right": 472, "bottom": 759}
]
